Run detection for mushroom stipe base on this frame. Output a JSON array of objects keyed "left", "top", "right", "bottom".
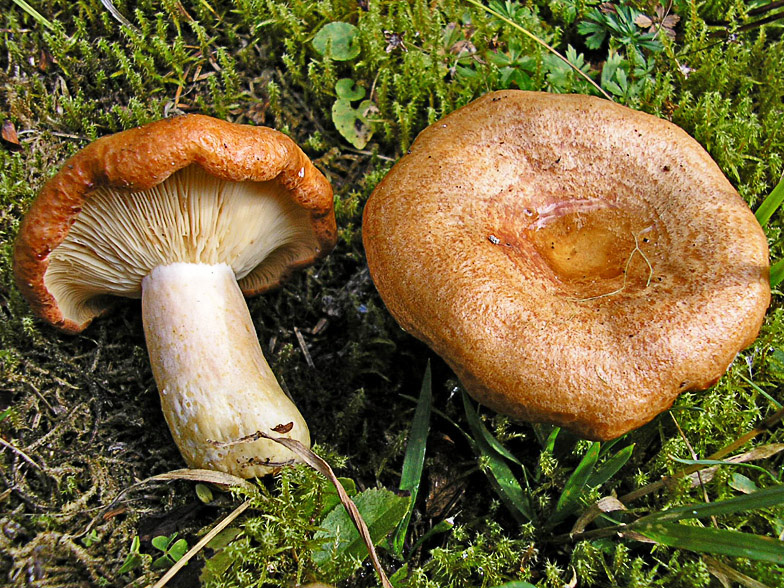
[
  {"left": 142, "top": 262, "right": 309, "bottom": 478},
  {"left": 13, "top": 114, "right": 337, "bottom": 477}
]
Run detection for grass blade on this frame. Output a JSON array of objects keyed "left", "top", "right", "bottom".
[
  {"left": 392, "top": 362, "right": 433, "bottom": 558},
  {"left": 587, "top": 444, "right": 635, "bottom": 488},
  {"left": 10, "top": 0, "right": 55, "bottom": 30},
  {"left": 550, "top": 442, "right": 600, "bottom": 524},
  {"left": 737, "top": 373, "right": 782, "bottom": 409},
  {"left": 462, "top": 394, "right": 522, "bottom": 466},
  {"left": 637, "top": 484, "right": 784, "bottom": 524},
  {"left": 755, "top": 173, "right": 784, "bottom": 228},
  {"left": 544, "top": 427, "right": 560, "bottom": 454},
  {"left": 465, "top": 0, "right": 612, "bottom": 100},
  {"left": 770, "top": 257, "right": 784, "bottom": 289},
  {"left": 463, "top": 392, "right": 534, "bottom": 522},
  {"left": 630, "top": 521, "right": 784, "bottom": 564},
  {"left": 670, "top": 456, "right": 779, "bottom": 483},
  {"left": 407, "top": 518, "right": 454, "bottom": 555}
]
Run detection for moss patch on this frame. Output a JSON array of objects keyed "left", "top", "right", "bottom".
[{"left": 1, "top": 1, "right": 783, "bottom": 587}]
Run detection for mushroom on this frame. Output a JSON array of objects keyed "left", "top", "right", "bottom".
[
  {"left": 362, "top": 90, "right": 770, "bottom": 440},
  {"left": 14, "top": 114, "right": 337, "bottom": 477}
]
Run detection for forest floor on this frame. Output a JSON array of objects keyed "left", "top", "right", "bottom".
[{"left": 1, "top": 1, "right": 783, "bottom": 587}]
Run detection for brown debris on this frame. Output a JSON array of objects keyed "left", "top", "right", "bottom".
[{"left": 1, "top": 120, "right": 22, "bottom": 152}]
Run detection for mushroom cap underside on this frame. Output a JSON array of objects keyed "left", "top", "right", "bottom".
[
  {"left": 14, "top": 114, "right": 337, "bottom": 333},
  {"left": 362, "top": 90, "right": 771, "bottom": 440}
]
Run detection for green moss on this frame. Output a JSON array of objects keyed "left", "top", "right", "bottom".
[{"left": 1, "top": 0, "right": 784, "bottom": 586}]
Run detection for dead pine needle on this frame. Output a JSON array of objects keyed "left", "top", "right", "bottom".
[
  {"left": 0, "top": 436, "right": 45, "bottom": 471},
  {"left": 99, "top": 0, "right": 138, "bottom": 31}
]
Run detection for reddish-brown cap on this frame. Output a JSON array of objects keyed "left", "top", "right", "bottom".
[
  {"left": 363, "top": 90, "right": 770, "bottom": 440},
  {"left": 14, "top": 114, "right": 336, "bottom": 334}
]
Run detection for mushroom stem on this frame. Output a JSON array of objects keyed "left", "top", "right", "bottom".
[{"left": 141, "top": 262, "right": 309, "bottom": 478}]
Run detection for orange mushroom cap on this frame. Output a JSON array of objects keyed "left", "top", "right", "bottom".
[
  {"left": 13, "top": 115, "right": 337, "bottom": 477},
  {"left": 14, "top": 114, "right": 336, "bottom": 333},
  {"left": 363, "top": 90, "right": 770, "bottom": 440}
]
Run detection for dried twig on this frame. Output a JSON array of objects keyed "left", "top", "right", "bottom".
[{"left": 294, "top": 327, "right": 315, "bottom": 368}]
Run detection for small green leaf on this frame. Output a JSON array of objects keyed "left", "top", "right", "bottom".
[
  {"left": 312, "top": 22, "right": 360, "bottom": 61},
  {"left": 151, "top": 535, "right": 172, "bottom": 551},
  {"left": 332, "top": 98, "right": 376, "bottom": 149},
  {"left": 630, "top": 521, "right": 784, "bottom": 564},
  {"left": 205, "top": 527, "right": 242, "bottom": 551},
  {"left": 728, "top": 473, "right": 759, "bottom": 494},
  {"left": 195, "top": 483, "right": 213, "bottom": 504},
  {"left": 152, "top": 554, "right": 174, "bottom": 570},
  {"left": 490, "top": 583, "right": 538, "bottom": 588},
  {"left": 313, "top": 488, "right": 410, "bottom": 573},
  {"left": 605, "top": 80, "right": 624, "bottom": 96},
  {"left": 322, "top": 477, "right": 358, "bottom": 514},
  {"left": 168, "top": 538, "right": 188, "bottom": 561},
  {"left": 335, "top": 78, "right": 365, "bottom": 101},
  {"left": 615, "top": 66, "right": 628, "bottom": 90},
  {"left": 150, "top": 533, "right": 188, "bottom": 569},
  {"left": 118, "top": 552, "right": 145, "bottom": 574},
  {"left": 390, "top": 563, "right": 409, "bottom": 585},
  {"left": 80, "top": 529, "right": 100, "bottom": 548},
  {"left": 202, "top": 529, "right": 243, "bottom": 582},
  {"left": 118, "top": 536, "right": 150, "bottom": 574}
]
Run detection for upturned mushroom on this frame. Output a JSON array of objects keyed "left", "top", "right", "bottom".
[
  {"left": 363, "top": 90, "right": 770, "bottom": 440},
  {"left": 14, "top": 115, "right": 336, "bottom": 477}
]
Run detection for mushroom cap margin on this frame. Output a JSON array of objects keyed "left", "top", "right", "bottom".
[
  {"left": 14, "top": 114, "right": 337, "bottom": 334},
  {"left": 362, "top": 90, "right": 771, "bottom": 440}
]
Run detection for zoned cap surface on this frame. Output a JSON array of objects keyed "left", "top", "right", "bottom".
[{"left": 363, "top": 90, "right": 770, "bottom": 440}]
